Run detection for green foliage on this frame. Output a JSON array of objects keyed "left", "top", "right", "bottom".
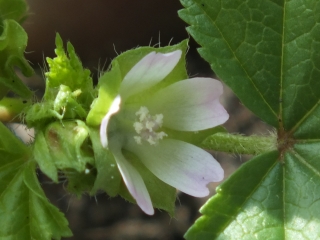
[
  {"left": 0, "top": 19, "right": 33, "bottom": 99},
  {"left": 44, "top": 34, "right": 94, "bottom": 105},
  {"left": 33, "top": 120, "right": 95, "bottom": 183},
  {"left": 0, "top": 122, "right": 72, "bottom": 239},
  {"left": 179, "top": 0, "right": 320, "bottom": 239},
  {"left": 25, "top": 34, "right": 94, "bottom": 128},
  {"left": 185, "top": 151, "right": 281, "bottom": 239},
  {"left": 0, "top": 0, "right": 33, "bottom": 99}
]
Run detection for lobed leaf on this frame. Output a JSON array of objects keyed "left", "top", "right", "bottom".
[
  {"left": 0, "top": 122, "right": 71, "bottom": 239},
  {"left": 179, "top": 0, "right": 320, "bottom": 239},
  {"left": 179, "top": 0, "right": 282, "bottom": 127}
]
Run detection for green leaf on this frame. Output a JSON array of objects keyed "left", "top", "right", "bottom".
[
  {"left": 0, "top": 19, "right": 33, "bottom": 99},
  {"left": 179, "top": 0, "right": 282, "bottom": 127},
  {"left": 179, "top": 0, "right": 320, "bottom": 239},
  {"left": 44, "top": 34, "right": 94, "bottom": 106},
  {"left": 185, "top": 151, "right": 282, "bottom": 239},
  {"left": 23, "top": 163, "right": 73, "bottom": 239},
  {"left": 0, "top": 162, "right": 72, "bottom": 240},
  {"left": 0, "top": 122, "right": 72, "bottom": 239}
]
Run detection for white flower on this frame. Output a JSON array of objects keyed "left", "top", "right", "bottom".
[{"left": 100, "top": 50, "right": 229, "bottom": 215}]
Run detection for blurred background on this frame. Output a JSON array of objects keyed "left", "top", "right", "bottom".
[{"left": 18, "top": 1, "right": 270, "bottom": 239}]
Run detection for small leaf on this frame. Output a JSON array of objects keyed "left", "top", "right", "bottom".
[{"left": 44, "top": 34, "right": 94, "bottom": 106}]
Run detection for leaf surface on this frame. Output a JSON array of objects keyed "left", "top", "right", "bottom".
[
  {"left": 179, "top": 0, "right": 320, "bottom": 239},
  {"left": 0, "top": 122, "right": 72, "bottom": 239}
]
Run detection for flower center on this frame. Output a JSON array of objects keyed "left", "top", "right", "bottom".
[{"left": 133, "top": 106, "right": 167, "bottom": 145}]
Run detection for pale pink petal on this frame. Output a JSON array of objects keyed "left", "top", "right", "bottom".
[
  {"left": 100, "top": 95, "right": 121, "bottom": 148},
  {"left": 111, "top": 142, "right": 154, "bottom": 215},
  {"left": 120, "top": 50, "right": 182, "bottom": 100},
  {"left": 147, "top": 78, "right": 229, "bottom": 131},
  {"left": 125, "top": 138, "right": 224, "bottom": 197}
]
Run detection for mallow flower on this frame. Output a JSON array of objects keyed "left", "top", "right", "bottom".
[{"left": 99, "top": 49, "right": 229, "bottom": 215}]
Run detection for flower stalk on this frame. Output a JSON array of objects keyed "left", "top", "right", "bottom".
[{"left": 201, "top": 132, "right": 277, "bottom": 155}]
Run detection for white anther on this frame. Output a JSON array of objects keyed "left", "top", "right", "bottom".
[{"left": 133, "top": 106, "right": 167, "bottom": 145}]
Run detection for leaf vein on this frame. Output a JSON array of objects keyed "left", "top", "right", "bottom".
[{"left": 193, "top": 1, "right": 278, "bottom": 118}]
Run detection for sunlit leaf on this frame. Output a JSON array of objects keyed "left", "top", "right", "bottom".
[{"left": 179, "top": 0, "right": 320, "bottom": 239}]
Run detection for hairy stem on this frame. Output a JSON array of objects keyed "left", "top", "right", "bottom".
[{"left": 201, "top": 132, "right": 277, "bottom": 155}]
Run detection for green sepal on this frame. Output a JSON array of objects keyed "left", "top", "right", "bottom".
[
  {"left": 0, "top": 19, "right": 33, "bottom": 99},
  {"left": 119, "top": 150, "right": 176, "bottom": 217},
  {"left": 44, "top": 120, "right": 94, "bottom": 172},
  {"left": 87, "top": 40, "right": 189, "bottom": 126},
  {"left": 25, "top": 101, "right": 55, "bottom": 128},
  {"left": 86, "top": 61, "right": 122, "bottom": 126},
  {"left": 33, "top": 120, "right": 95, "bottom": 182},
  {"left": 33, "top": 130, "right": 58, "bottom": 182},
  {"left": 64, "top": 168, "right": 96, "bottom": 197},
  {"left": 88, "top": 127, "right": 121, "bottom": 197}
]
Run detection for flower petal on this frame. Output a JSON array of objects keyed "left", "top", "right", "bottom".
[
  {"left": 120, "top": 50, "right": 182, "bottom": 100},
  {"left": 147, "top": 78, "right": 229, "bottom": 131},
  {"left": 100, "top": 95, "right": 121, "bottom": 148},
  {"left": 125, "top": 138, "right": 224, "bottom": 197},
  {"left": 110, "top": 141, "right": 154, "bottom": 215}
]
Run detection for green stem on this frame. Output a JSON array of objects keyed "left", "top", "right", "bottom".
[
  {"left": 0, "top": 97, "right": 31, "bottom": 122},
  {"left": 201, "top": 132, "right": 277, "bottom": 155}
]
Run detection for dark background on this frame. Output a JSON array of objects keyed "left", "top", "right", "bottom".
[{"left": 21, "top": 1, "right": 269, "bottom": 239}]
